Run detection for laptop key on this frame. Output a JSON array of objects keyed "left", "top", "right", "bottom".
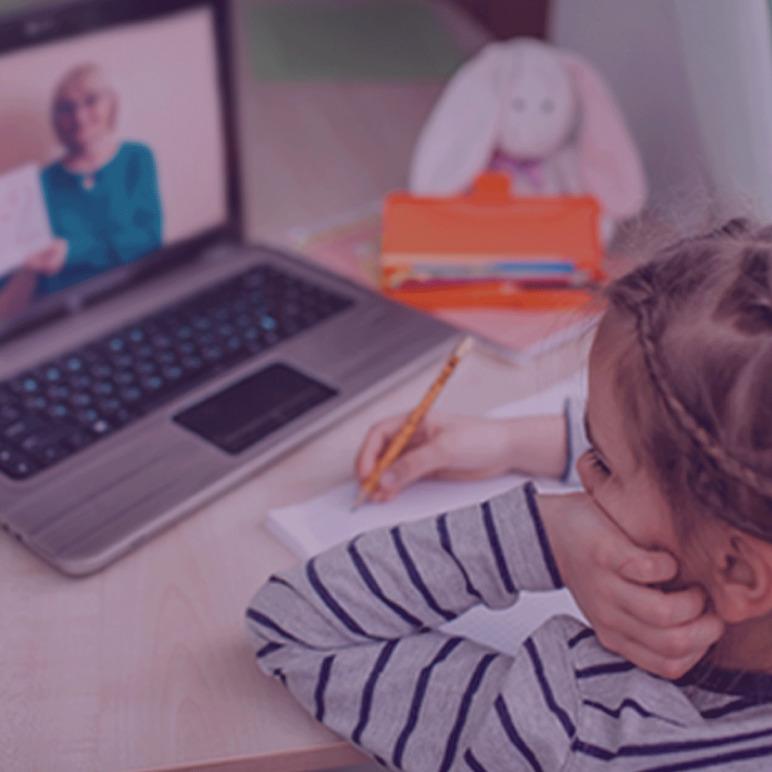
[
  {"left": 119, "top": 386, "right": 143, "bottom": 404},
  {"left": 69, "top": 374, "right": 92, "bottom": 390},
  {"left": 10, "top": 376, "right": 41, "bottom": 395},
  {"left": 111, "top": 353, "right": 134, "bottom": 369},
  {"left": 0, "top": 446, "right": 36, "bottom": 479},
  {"left": 90, "top": 363, "right": 113, "bottom": 379},
  {"left": 91, "top": 419, "right": 112, "bottom": 435},
  {"left": 93, "top": 380, "right": 115, "bottom": 396},
  {"left": 75, "top": 407, "right": 102, "bottom": 425},
  {"left": 176, "top": 340, "right": 197, "bottom": 356},
  {"left": 161, "top": 365, "right": 184, "bottom": 381},
  {"left": 114, "top": 371, "right": 136, "bottom": 385},
  {"left": 20, "top": 427, "right": 69, "bottom": 454},
  {"left": 48, "top": 403, "right": 71, "bottom": 420},
  {"left": 61, "top": 427, "right": 95, "bottom": 450},
  {"left": 98, "top": 397, "right": 122, "bottom": 413},
  {"left": 70, "top": 392, "right": 93, "bottom": 407},
  {"left": 3, "top": 416, "right": 45, "bottom": 442},
  {"left": 105, "top": 337, "right": 126, "bottom": 354},
  {"left": 181, "top": 355, "right": 203, "bottom": 371},
  {"left": 63, "top": 355, "right": 85, "bottom": 372},
  {"left": 47, "top": 384, "right": 71, "bottom": 400},
  {"left": 30, "top": 442, "right": 70, "bottom": 468},
  {"left": 109, "top": 409, "right": 134, "bottom": 427},
  {"left": 0, "top": 385, "right": 17, "bottom": 404},
  {"left": 140, "top": 375, "right": 165, "bottom": 392},
  {"left": 24, "top": 395, "right": 48, "bottom": 412},
  {"left": 137, "top": 360, "right": 157, "bottom": 375},
  {"left": 0, "top": 404, "right": 21, "bottom": 427},
  {"left": 126, "top": 327, "right": 145, "bottom": 344}
]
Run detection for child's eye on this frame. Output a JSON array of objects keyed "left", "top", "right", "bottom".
[{"left": 588, "top": 449, "right": 611, "bottom": 477}]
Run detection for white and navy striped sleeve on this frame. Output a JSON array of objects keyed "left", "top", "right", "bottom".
[
  {"left": 247, "top": 479, "right": 772, "bottom": 771},
  {"left": 245, "top": 482, "right": 573, "bottom": 771}
]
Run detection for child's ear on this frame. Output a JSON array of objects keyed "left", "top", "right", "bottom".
[{"left": 706, "top": 526, "right": 772, "bottom": 623}]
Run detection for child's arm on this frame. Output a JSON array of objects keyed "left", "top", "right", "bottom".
[
  {"left": 355, "top": 405, "right": 722, "bottom": 679},
  {"left": 246, "top": 483, "right": 579, "bottom": 772},
  {"left": 355, "top": 412, "right": 567, "bottom": 502}
]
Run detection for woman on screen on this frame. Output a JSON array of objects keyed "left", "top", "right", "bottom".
[
  {"left": 0, "top": 62, "right": 163, "bottom": 318},
  {"left": 41, "top": 62, "right": 163, "bottom": 292}
]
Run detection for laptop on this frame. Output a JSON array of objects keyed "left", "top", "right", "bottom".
[{"left": 0, "top": 0, "right": 458, "bottom": 576}]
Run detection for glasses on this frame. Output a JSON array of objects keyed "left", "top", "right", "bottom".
[{"left": 54, "top": 90, "right": 108, "bottom": 117}]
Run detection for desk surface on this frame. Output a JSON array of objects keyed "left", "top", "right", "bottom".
[
  {"left": 0, "top": 339, "right": 590, "bottom": 772},
  {"left": 0, "top": 3, "right": 594, "bottom": 771}
]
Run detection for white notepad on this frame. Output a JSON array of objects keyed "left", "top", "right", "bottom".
[
  {"left": 0, "top": 163, "right": 53, "bottom": 275},
  {"left": 265, "top": 371, "right": 590, "bottom": 655}
]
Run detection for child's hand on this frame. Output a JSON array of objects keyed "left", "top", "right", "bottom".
[
  {"left": 22, "top": 239, "right": 68, "bottom": 276},
  {"left": 356, "top": 412, "right": 566, "bottom": 502},
  {"left": 538, "top": 491, "right": 725, "bottom": 679}
]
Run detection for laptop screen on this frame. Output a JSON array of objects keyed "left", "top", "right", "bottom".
[{"left": 0, "top": 0, "right": 235, "bottom": 335}]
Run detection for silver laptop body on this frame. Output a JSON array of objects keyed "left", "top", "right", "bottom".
[{"left": 0, "top": 0, "right": 457, "bottom": 575}]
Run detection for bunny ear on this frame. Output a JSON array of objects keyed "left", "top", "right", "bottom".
[
  {"left": 409, "top": 42, "right": 519, "bottom": 195},
  {"left": 560, "top": 51, "right": 647, "bottom": 219}
]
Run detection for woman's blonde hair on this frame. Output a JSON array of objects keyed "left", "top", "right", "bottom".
[{"left": 51, "top": 63, "right": 117, "bottom": 145}]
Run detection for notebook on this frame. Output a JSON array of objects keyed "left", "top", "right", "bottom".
[
  {"left": 265, "top": 372, "right": 588, "bottom": 654},
  {"left": 0, "top": 0, "right": 457, "bottom": 576}
]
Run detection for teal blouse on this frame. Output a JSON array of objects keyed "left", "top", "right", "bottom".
[{"left": 37, "top": 141, "right": 162, "bottom": 294}]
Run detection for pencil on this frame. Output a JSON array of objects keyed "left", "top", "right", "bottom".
[{"left": 352, "top": 335, "right": 474, "bottom": 510}]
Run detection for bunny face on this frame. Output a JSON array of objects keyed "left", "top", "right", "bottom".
[
  {"left": 497, "top": 47, "right": 577, "bottom": 160},
  {"left": 410, "top": 38, "right": 646, "bottom": 223}
]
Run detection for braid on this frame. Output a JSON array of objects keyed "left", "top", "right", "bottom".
[
  {"left": 608, "top": 226, "right": 772, "bottom": 540},
  {"left": 635, "top": 302, "right": 772, "bottom": 539}
]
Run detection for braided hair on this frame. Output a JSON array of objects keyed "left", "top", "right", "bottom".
[{"left": 601, "top": 219, "right": 772, "bottom": 542}]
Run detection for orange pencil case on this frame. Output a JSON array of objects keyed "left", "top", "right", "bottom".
[{"left": 380, "top": 172, "right": 604, "bottom": 310}]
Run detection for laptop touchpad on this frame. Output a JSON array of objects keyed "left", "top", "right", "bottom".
[{"left": 173, "top": 363, "right": 337, "bottom": 454}]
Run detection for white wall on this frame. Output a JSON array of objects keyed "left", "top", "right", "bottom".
[
  {"left": 674, "top": 0, "right": 772, "bottom": 220},
  {"left": 551, "top": 0, "right": 772, "bottom": 228}
]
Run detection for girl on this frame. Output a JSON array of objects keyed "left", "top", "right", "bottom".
[{"left": 246, "top": 220, "right": 772, "bottom": 770}]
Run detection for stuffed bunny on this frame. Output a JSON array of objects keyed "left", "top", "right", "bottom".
[{"left": 409, "top": 38, "right": 646, "bottom": 239}]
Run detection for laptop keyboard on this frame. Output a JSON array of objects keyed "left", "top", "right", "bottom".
[{"left": 0, "top": 264, "right": 354, "bottom": 481}]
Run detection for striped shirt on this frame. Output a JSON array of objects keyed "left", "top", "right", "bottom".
[{"left": 246, "top": 484, "right": 772, "bottom": 772}]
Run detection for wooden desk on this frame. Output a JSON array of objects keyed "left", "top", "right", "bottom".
[
  {"left": 0, "top": 3, "right": 593, "bottom": 770},
  {"left": 0, "top": 338, "right": 589, "bottom": 772}
]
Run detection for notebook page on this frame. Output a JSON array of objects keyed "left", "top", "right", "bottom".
[{"left": 264, "top": 371, "right": 589, "bottom": 654}]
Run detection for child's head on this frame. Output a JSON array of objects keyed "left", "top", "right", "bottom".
[
  {"left": 579, "top": 220, "right": 772, "bottom": 640},
  {"left": 51, "top": 63, "right": 117, "bottom": 153}
]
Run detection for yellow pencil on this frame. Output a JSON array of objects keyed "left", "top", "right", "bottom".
[{"left": 352, "top": 335, "right": 474, "bottom": 510}]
